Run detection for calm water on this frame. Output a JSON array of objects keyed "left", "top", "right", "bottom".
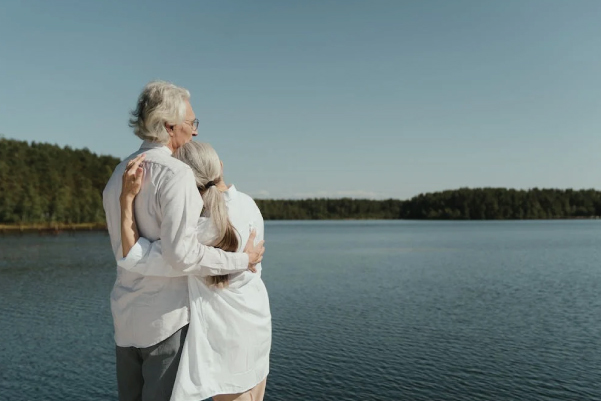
[{"left": 1, "top": 220, "right": 600, "bottom": 401}]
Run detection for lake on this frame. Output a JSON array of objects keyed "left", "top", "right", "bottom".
[{"left": 1, "top": 220, "right": 600, "bottom": 400}]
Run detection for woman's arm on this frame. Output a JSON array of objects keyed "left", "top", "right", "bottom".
[
  {"left": 120, "top": 193, "right": 139, "bottom": 258},
  {"left": 120, "top": 154, "right": 144, "bottom": 257}
]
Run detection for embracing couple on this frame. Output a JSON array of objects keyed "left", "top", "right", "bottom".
[{"left": 103, "top": 81, "right": 271, "bottom": 401}]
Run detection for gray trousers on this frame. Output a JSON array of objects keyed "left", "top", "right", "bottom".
[{"left": 116, "top": 325, "right": 189, "bottom": 401}]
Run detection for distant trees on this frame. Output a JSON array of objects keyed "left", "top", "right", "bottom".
[
  {"left": 256, "top": 198, "right": 403, "bottom": 220},
  {"left": 256, "top": 187, "right": 601, "bottom": 220},
  {"left": 397, "top": 187, "right": 601, "bottom": 220},
  {"left": 0, "top": 138, "right": 119, "bottom": 224},
  {"left": 0, "top": 138, "right": 599, "bottom": 224}
]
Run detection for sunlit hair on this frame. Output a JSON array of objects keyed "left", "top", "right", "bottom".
[
  {"left": 174, "top": 141, "right": 239, "bottom": 288},
  {"left": 129, "top": 81, "right": 190, "bottom": 144}
]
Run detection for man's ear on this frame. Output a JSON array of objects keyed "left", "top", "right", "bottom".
[{"left": 165, "top": 122, "right": 174, "bottom": 136}]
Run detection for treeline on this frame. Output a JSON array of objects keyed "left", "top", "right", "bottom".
[
  {"left": 395, "top": 187, "right": 600, "bottom": 220},
  {"left": 256, "top": 188, "right": 601, "bottom": 220},
  {"left": 1, "top": 138, "right": 600, "bottom": 223},
  {"left": 0, "top": 138, "right": 119, "bottom": 224},
  {"left": 256, "top": 199, "right": 403, "bottom": 220}
]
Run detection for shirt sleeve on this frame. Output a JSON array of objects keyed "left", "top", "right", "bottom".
[
  {"left": 253, "top": 200, "right": 265, "bottom": 274},
  {"left": 227, "top": 196, "right": 266, "bottom": 289},
  {"left": 254, "top": 201, "right": 265, "bottom": 243},
  {"left": 117, "top": 167, "right": 249, "bottom": 277}
]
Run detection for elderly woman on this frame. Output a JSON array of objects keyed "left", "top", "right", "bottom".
[{"left": 119, "top": 143, "right": 271, "bottom": 401}]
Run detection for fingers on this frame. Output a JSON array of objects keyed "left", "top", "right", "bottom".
[
  {"left": 254, "top": 240, "right": 265, "bottom": 260},
  {"left": 128, "top": 154, "right": 145, "bottom": 173},
  {"left": 121, "top": 154, "right": 146, "bottom": 199},
  {"left": 124, "top": 154, "right": 145, "bottom": 175},
  {"left": 123, "top": 154, "right": 146, "bottom": 189},
  {"left": 251, "top": 240, "right": 265, "bottom": 270},
  {"left": 247, "top": 238, "right": 265, "bottom": 272},
  {"left": 135, "top": 164, "right": 144, "bottom": 180},
  {"left": 244, "top": 230, "right": 265, "bottom": 272},
  {"left": 257, "top": 240, "right": 265, "bottom": 258},
  {"left": 126, "top": 154, "right": 142, "bottom": 168},
  {"left": 243, "top": 229, "right": 257, "bottom": 252}
]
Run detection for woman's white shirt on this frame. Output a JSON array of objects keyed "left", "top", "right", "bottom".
[{"left": 117, "top": 185, "right": 271, "bottom": 400}]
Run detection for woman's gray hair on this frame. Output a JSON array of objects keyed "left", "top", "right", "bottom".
[
  {"left": 175, "top": 142, "right": 240, "bottom": 288},
  {"left": 175, "top": 142, "right": 228, "bottom": 235},
  {"left": 129, "top": 81, "right": 191, "bottom": 144}
]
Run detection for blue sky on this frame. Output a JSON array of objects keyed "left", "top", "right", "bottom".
[{"left": 1, "top": 0, "right": 600, "bottom": 199}]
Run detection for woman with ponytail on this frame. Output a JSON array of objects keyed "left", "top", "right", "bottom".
[{"left": 118, "top": 142, "right": 271, "bottom": 401}]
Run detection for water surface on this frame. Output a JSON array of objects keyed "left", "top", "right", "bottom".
[{"left": 1, "top": 221, "right": 600, "bottom": 400}]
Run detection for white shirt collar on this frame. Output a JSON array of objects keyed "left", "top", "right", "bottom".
[
  {"left": 140, "top": 140, "right": 172, "bottom": 155},
  {"left": 224, "top": 184, "right": 238, "bottom": 203}
]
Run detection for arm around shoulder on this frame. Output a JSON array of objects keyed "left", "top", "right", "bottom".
[{"left": 158, "top": 167, "right": 249, "bottom": 276}]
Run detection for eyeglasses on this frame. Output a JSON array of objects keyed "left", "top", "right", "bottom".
[{"left": 184, "top": 118, "right": 199, "bottom": 131}]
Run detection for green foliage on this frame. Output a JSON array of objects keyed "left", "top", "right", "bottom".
[
  {"left": 256, "top": 198, "right": 404, "bottom": 220},
  {"left": 398, "top": 187, "right": 601, "bottom": 220},
  {"left": 0, "top": 138, "right": 599, "bottom": 223},
  {"left": 0, "top": 138, "right": 120, "bottom": 224},
  {"left": 257, "top": 187, "right": 601, "bottom": 220}
]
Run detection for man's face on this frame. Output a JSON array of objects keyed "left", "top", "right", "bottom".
[{"left": 167, "top": 100, "right": 198, "bottom": 152}]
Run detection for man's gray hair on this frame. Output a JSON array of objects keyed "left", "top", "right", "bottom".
[{"left": 129, "top": 81, "right": 191, "bottom": 144}]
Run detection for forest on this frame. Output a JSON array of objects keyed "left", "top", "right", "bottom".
[
  {"left": 0, "top": 138, "right": 119, "bottom": 224},
  {"left": 256, "top": 188, "right": 600, "bottom": 220},
  {"left": 0, "top": 138, "right": 599, "bottom": 224}
]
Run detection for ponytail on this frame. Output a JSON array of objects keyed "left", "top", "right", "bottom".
[
  {"left": 175, "top": 141, "right": 239, "bottom": 288},
  {"left": 200, "top": 180, "right": 239, "bottom": 288}
]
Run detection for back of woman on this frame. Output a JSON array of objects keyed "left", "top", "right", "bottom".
[{"left": 171, "top": 143, "right": 271, "bottom": 401}]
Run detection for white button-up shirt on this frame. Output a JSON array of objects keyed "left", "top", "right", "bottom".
[{"left": 102, "top": 141, "right": 249, "bottom": 348}]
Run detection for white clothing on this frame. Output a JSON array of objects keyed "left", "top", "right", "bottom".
[
  {"left": 118, "top": 185, "right": 271, "bottom": 401},
  {"left": 103, "top": 141, "right": 249, "bottom": 348}
]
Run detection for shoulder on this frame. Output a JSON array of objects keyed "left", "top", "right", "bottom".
[
  {"left": 143, "top": 149, "right": 191, "bottom": 178},
  {"left": 103, "top": 148, "right": 194, "bottom": 204},
  {"left": 232, "top": 188, "right": 256, "bottom": 206},
  {"left": 235, "top": 189, "right": 263, "bottom": 216},
  {"left": 141, "top": 151, "right": 195, "bottom": 196},
  {"left": 103, "top": 153, "right": 138, "bottom": 197}
]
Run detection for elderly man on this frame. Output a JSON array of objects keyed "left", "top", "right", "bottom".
[{"left": 103, "top": 81, "right": 265, "bottom": 401}]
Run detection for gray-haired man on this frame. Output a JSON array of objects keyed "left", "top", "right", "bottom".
[{"left": 102, "top": 81, "right": 264, "bottom": 401}]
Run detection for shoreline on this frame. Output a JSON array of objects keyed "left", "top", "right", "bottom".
[
  {"left": 1, "top": 216, "right": 598, "bottom": 234},
  {"left": 0, "top": 223, "right": 107, "bottom": 234}
]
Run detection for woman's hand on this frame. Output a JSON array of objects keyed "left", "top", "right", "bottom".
[{"left": 120, "top": 153, "right": 145, "bottom": 202}]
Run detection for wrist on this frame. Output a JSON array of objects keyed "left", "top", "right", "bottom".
[
  {"left": 245, "top": 250, "right": 257, "bottom": 266},
  {"left": 120, "top": 194, "right": 136, "bottom": 204}
]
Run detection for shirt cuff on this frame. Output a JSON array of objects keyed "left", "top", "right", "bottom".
[
  {"left": 117, "top": 237, "right": 151, "bottom": 270},
  {"left": 237, "top": 252, "right": 250, "bottom": 271}
]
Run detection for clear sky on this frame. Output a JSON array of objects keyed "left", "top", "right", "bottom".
[{"left": 1, "top": 0, "right": 600, "bottom": 199}]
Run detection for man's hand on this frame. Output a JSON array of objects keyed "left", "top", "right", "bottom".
[{"left": 244, "top": 230, "right": 265, "bottom": 273}]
